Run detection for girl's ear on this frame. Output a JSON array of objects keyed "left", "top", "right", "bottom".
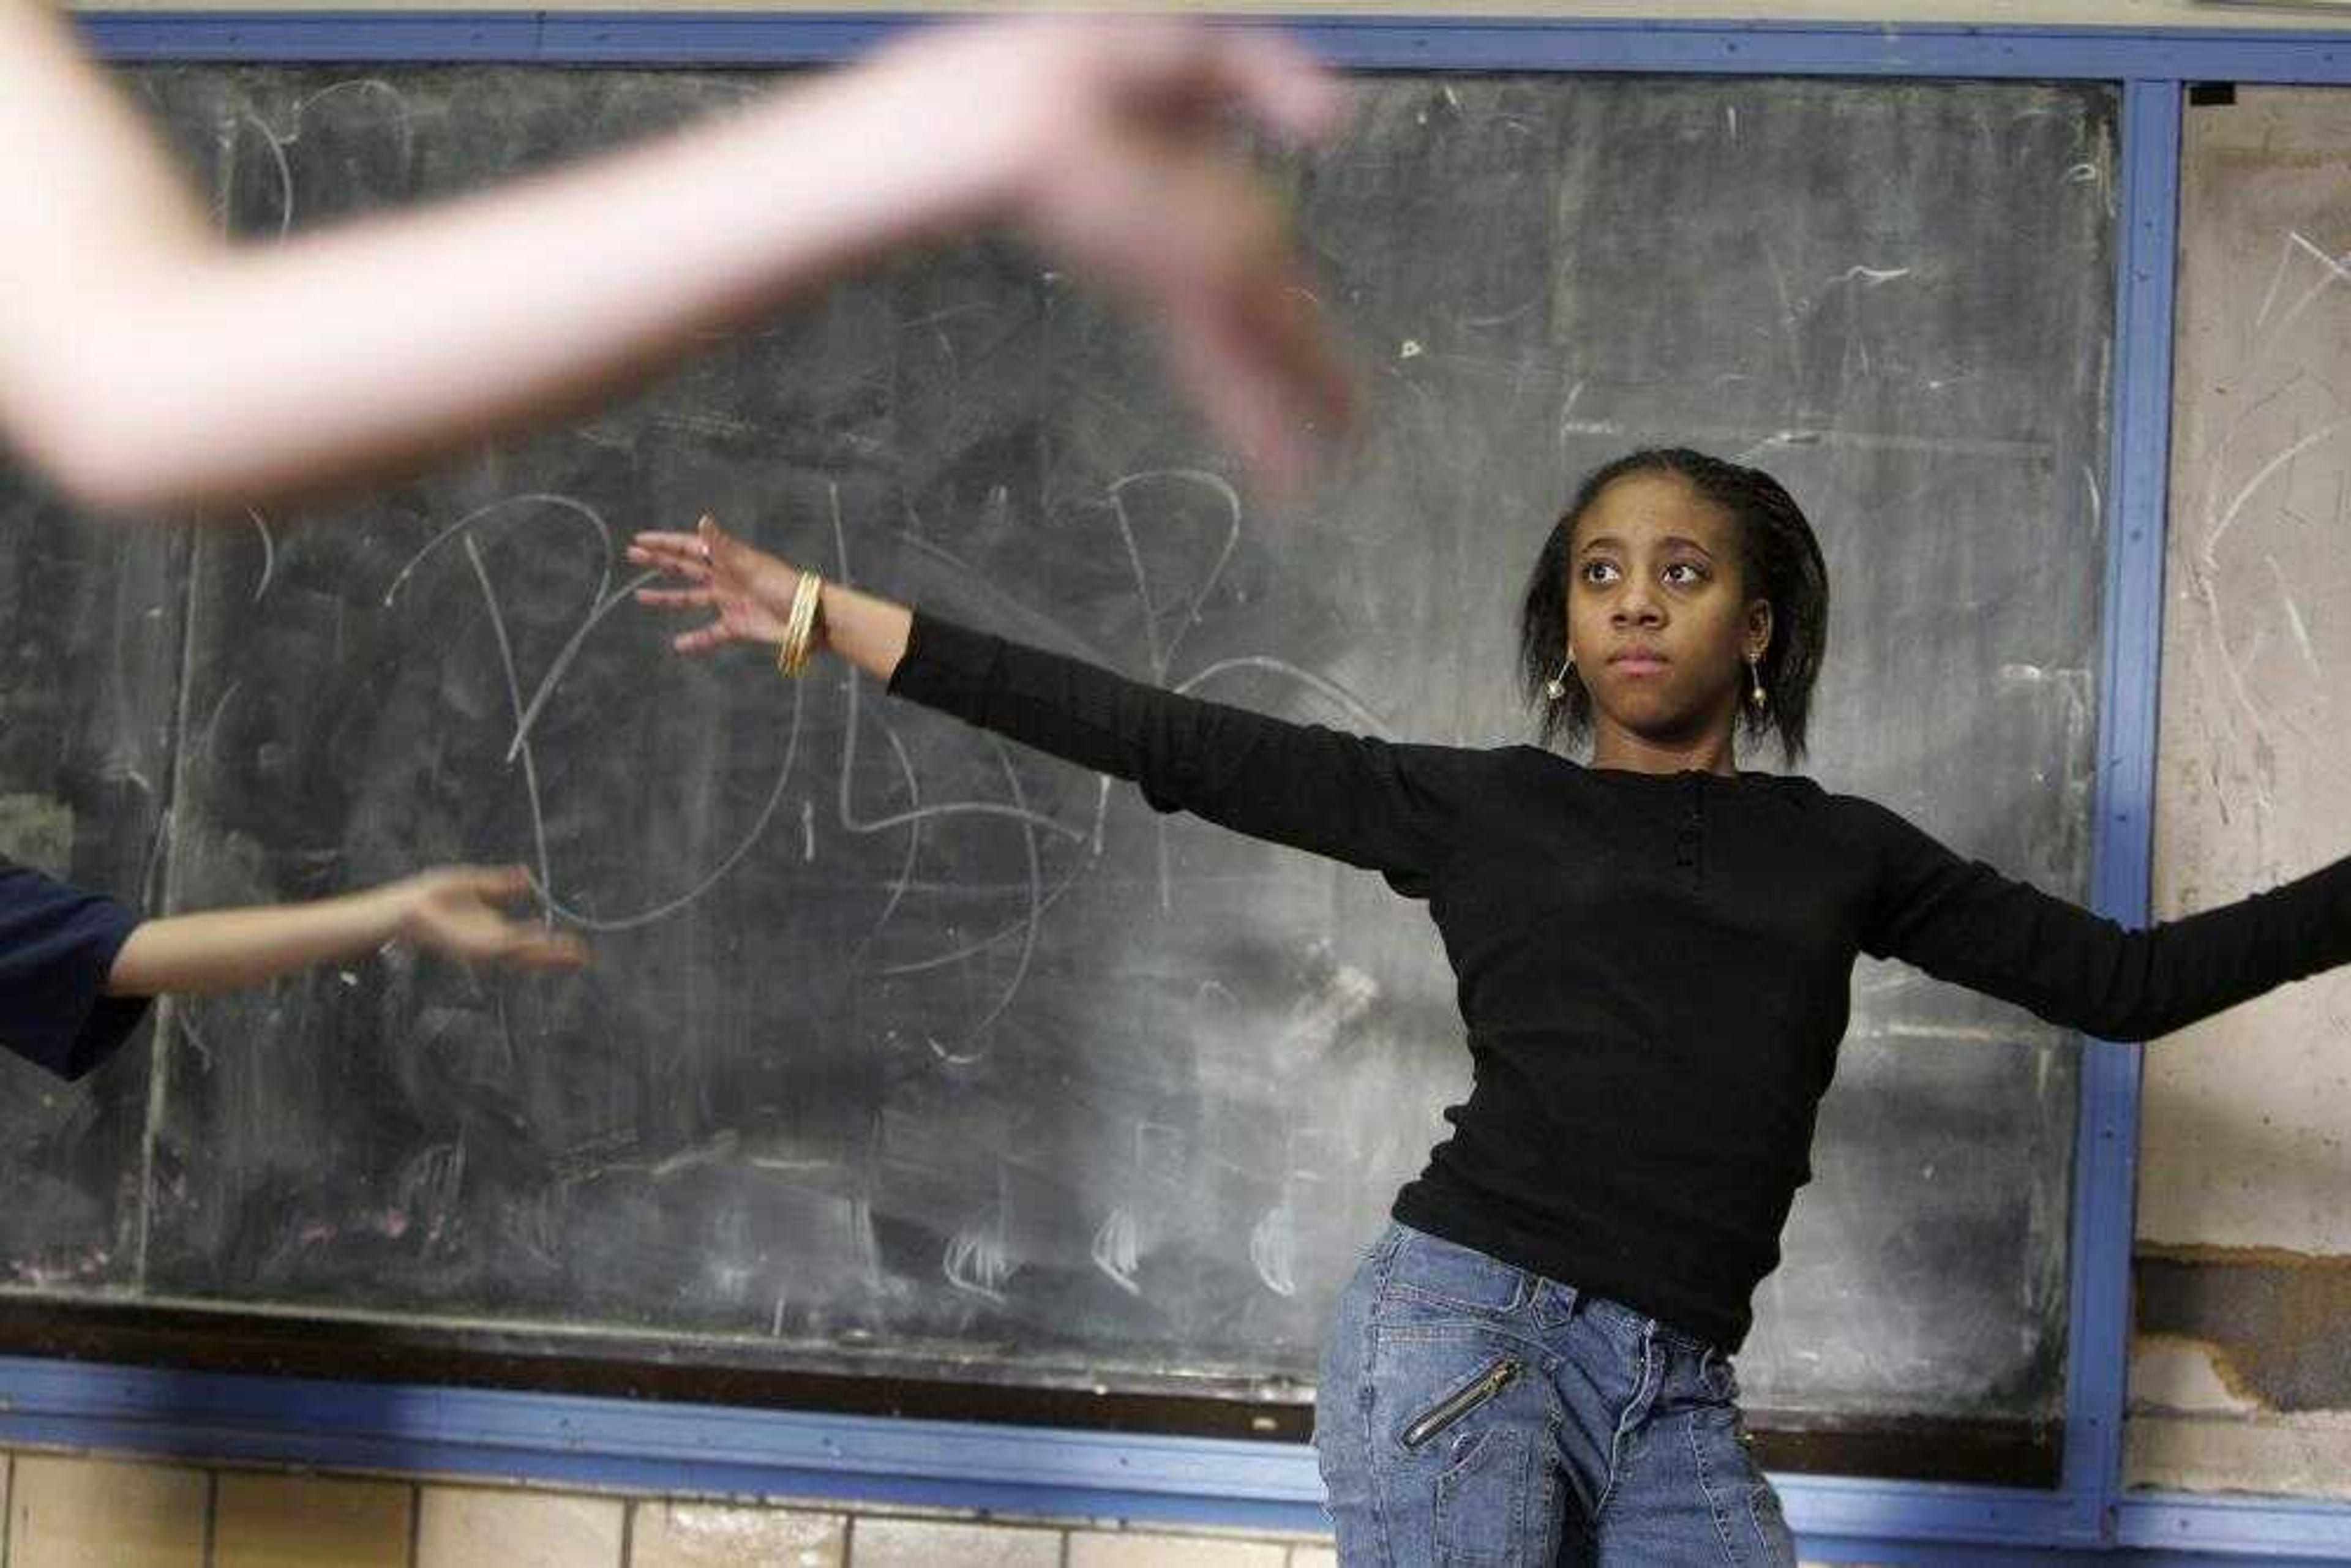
[{"left": 1747, "top": 599, "right": 1774, "bottom": 662}]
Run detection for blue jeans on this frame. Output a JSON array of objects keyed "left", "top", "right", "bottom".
[{"left": 1314, "top": 1222, "right": 1796, "bottom": 1567}]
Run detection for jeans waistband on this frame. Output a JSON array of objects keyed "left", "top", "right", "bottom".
[{"left": 1569, "top": 1285, "right": 1720, "bottom": 1360}]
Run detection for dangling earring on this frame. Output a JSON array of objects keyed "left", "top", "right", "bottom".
[
  {"left": 1746, "top": 654, "right": 1768, "bottom": 713},
  {"left": 1545, "top": 651, "right": 1574, "bottom": 702}
]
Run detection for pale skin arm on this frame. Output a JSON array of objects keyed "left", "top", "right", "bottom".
[
  {"left": 0, "top": 7, "right": 1357, "bottom": 514},
  {"left": 627, "top": 516, "right": 910, "bottom": 680},
  {"left": 103, "top": 865, "right": 585, "bottom": 997}
]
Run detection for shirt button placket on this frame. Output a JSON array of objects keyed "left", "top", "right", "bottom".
[{"left": 1676, "top": 777, "right": 1704, "bottom": 887}]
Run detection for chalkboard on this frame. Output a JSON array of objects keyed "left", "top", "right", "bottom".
[{"left": 0, "top": 64, "right": 2115, "bottom": 1455}]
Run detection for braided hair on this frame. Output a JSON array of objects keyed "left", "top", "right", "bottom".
[{"left": 1518, "top": 448, "right": 1830, "bottom": 763}]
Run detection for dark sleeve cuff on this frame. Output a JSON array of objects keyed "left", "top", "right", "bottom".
[
  {"left": 65, "top": 987, "right": 154, "bottom": 1082},
  {"left": 885, "top": 609, "right": 1003, "bottom": 716},
  {"left": 0, "top": 866, "right": 154, "bottom": 1082}
]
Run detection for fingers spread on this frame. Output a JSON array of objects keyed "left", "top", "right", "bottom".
[
  {"left": 673, "top": 621, "right": 732, "bottom": 655},
  {"left": 634, "top": 585, "right": 714, "bottom": 608},
  {"left": 628, "top": 543, "right": 712, "bottom": 582}
]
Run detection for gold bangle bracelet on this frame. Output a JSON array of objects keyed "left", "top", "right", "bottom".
[
  {"left": 775, "top": 570, "right": 824, "bottom": 677},
  {"left": 775, "top": 580, "right": 808, "bottom": 675},
  {"left": 795, "top": 572, "right": 824, "bottom": 671},
  {"left": 774, "top": 578, "right": 805, "bottom": 677}
]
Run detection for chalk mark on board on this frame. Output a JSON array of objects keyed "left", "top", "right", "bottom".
[
  {"left": 396, "top": 1141, "right": 466, "bottom": 1250},
  {"left": 920, "top": 737, "right": 1046, "bottom": 1065},
  {"left": 891, "top": 525, "right": 1116, "bottom": 669},
  {"left": 223, "top": 79, "right": 417, "bottom": 241},
  {"left": 503, "top": 567, "right": 662, "bottom": 763},
  {"left": 2260, "top": 551, "right": 2325, "bottom": 682},
  {"left": 1107, "top": 470, "right": 1244, "bottom": 911},
  {"left": 2257, "top": 231, "right": 2351, "bottom": 354},
  {"left": 2177, "top": 228, "right": 2351, "bottom": 835},
  {"left": 464, "top": 536, "right": 554, "bottom": 928},
  {"left": 536, "top": 653, "right": 805, "bottom": 934},
  {"left": 834, "top": 484, "right": 1087, "bottom": 1033},
  {"left": 1092, "top": 1119, "right": 1187, "bottom": 1296},
  {"left": 877, "top": 864, "right": 1085, "bottom": 980},
  {"left": 849, "top": 720, "right": 922, "bottom": 969},
  {"left": 246, "top": 508, "right": 277, "bottom": 604},
  {"left": 197, "top": 678, "right": 242, "bottom": 779},
  {"left": 394, "top": 491, "right": 801, "bottom": 931},
  {"left": 2196, "top": 414, "right": 2351, "bottom": 738},
  {"left": 233, "top": 108, "right": 295, "bottom": 239},
  {"left": 944, "top": 1166, "right": 1014, "bottom": 1304},
  {"left": 1758, "top": 231, "right": 1807, "bottom": 388},
  {"left": 1248, "top": 1169, "right": 1318, "bottom": 1300},
  {"left": 386, "top": 493, "right": 614, "bottom": 613},
  {"left": 1090, "top": 1207, "right": 1142, "bottom": 1296},
  {"left": 868, "top": 470, "right": 1392, "bottom": 1027}
]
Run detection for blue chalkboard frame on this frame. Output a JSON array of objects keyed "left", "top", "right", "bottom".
[{"left": 9, "top": 13, "right": 2349, "bottom": 1562}]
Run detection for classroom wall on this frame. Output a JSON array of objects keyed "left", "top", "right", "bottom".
[
  {"left": 0, "top": 1449, "right": 1888, "bottom": 1566},
  {"left": 0, "top": 1449, "right": 1336, "bottom": 1567},
  {"left": 32, "top": 0, "right": 2351, "bottom": 1545},
  {"left": 2135, "top": 84, "right": 2351, "bottom": 1502}
]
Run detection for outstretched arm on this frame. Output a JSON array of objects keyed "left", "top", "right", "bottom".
[
  {"left": 104, "top": 864, "right": 585, "bottom": 997},
  {"left": 0, "top": 860, "right": 580, "bottom": 1083},
  {"left": 0, "top": 7, "right": 1357, "bottom": 512},
  {"left": 1858, "top": 798, "right": 2351, "bottom": 1042},
  {"left": 630, "top": 517, "right": 1462, "bottom": 883}
]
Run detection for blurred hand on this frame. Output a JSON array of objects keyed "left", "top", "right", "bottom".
[
  {"left": 390, "top": 866, "right": 588, "bottom": 970},
  {"left": 870, "top": 18, "right": 1362, "bottom": 490}
]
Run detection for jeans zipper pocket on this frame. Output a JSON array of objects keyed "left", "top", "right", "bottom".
[{"left": 1400, "top": 1356, "right": 1521, "bottom": 1449}]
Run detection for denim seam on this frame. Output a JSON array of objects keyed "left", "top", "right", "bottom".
[
  {"left": 1371, "top": 1324, "right": 1559, "bottom": 1361},
  {"left": 1363, "top": 1231, "right": 1403, "bottom": 1568},
  {"left": 1741, "top": 1463, "right": 1789, "bottom": 1568},
  {"left": 1386, "top": 1277, "right": 1535, "bottom": 1319},
  {"left": 1436, "top": 1424, "right": 1526, "bottom": 1568},
  {"left": 1589, "top": 1323, "right": 1659, "bottom": 1529},
  {"left": 1743, "top": 1483, "right": 1782, "bottom": 1568},
  {"left": 1686, "top": 1405, "right": 1742, "bottom": 1566}
]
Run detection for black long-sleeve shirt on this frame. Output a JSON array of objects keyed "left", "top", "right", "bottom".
[{"left": 888, "top": 612, "right": 2351, "bottom": 1349}]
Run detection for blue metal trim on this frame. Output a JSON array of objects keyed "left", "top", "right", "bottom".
[
  {"left": 1278, "top": 18, "right": 2351, "bottom": 83},
  {"left": 2120, "top": 1490, "right": 2351, "bottom": 1558},
  {"left": 72, "top": 12, "right": 2351, "bottom": 81},
  {"left": 13, "top": 1345, "right": 2351, "bottom": 1557},
  {"left": 2059, "top": 75, "right": 2186, "bottom": 1547},
  {"left": 1774, "top": 1474, "right": 2082, "bottom": 1548},
  {"left": 0, "top": 1351, "right": 2244, "bottom": 1555},
  {"left": 78, "top": 11, "right": 545, "bottom": 60},
  {"left": 0, "top": 1353, "right": 1327, "bottom": 1531},
  {"left": 1809, "top": 1547, "right": 2351, "bottom": 1568}
]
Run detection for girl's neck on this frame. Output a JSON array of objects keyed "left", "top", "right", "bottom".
[{"left": 1588, "top": 723, "right": 1738, "bottom": 778}]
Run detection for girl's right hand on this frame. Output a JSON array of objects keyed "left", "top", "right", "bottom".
[{"left": 629, "top": 515, "right": 809, "bottom": 658}]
